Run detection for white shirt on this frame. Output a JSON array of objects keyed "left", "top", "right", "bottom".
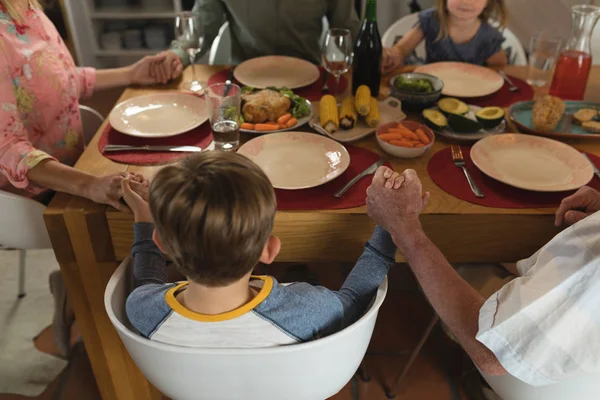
[{"left": 476, "top": 211, "right": 600, "bottom": 386}]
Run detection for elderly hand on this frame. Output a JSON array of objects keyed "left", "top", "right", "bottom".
[
  {"left": 366, "top": 167, "right": 430, "bottom": 241},
  {"left": 555, "top": 186, "right": 600, "bottom": 226},
  {"left": 129, "top": 52, "right": 183, "bottom": 85}
]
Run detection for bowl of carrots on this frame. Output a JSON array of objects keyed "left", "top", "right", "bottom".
[{"left": 376, "top": 120, "right": 434, "bottom": 159}]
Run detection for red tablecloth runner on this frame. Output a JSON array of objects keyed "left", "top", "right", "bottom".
[
  {"left": 276, "top": 145, "right": 389, "bottom": 211},
  {"left": 462, "top": 75, "right": 534, "bottom": 108},
  {"left": 98, "top": 123, "right": 213, "bottom": 165},
  {"left": 207, "top": 67, "right": 348, "bottom": 102},
  {"left": 427, "top": 147, "right": 600, "bottom": 208}
]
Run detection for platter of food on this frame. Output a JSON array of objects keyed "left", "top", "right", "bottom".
[
  {"left": 509, "top": 96, "right": 600, "bottom": 139},
  {"left": 309, "top": 85, "right": 407, "bottom": 143},
  {"left": 421, "top": 97, "right": 506, "bottom": 141},
  {"left": 239, "top": 87, "right": 312, "bottom": 134}
]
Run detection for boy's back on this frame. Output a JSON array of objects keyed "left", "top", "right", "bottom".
[{"left": 122, "top": 151, "right": 395, "bottom": 348}]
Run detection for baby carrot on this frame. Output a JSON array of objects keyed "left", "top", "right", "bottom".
[
  {"left": 277, "top": 113, "right": 292, "bottom": 125},
  {"left": 254, "top": 124, "right": 280, "bottom": 131},
  {"left": 389, "top": 139, "right": 414, "bottom": 148},
  {"left": 241, "top": 123, "right": 255, "bottom": 130},
  {"left": 286, "top": 117, "right": 298, "bottom": 127},
  {"left": 415, "top": 143, "right": 425, "bottom": 148},
  {"left": 390, "top": 126, "right": 419, "bottom": 140},
  {"left": 415, "top": 128, "right": 430, "bottom": 144},
  {"left": 378, "top": 133, "right": 405, "bottom": 141},
  {"left": 265, "top": 122, "right": 280, "bottom": 126},
  {"left": 279, "top": 124, "right": 287, "bottom": 129}
]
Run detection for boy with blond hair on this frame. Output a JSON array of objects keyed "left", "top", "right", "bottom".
[{"left": 122, "top": 151, "right": 397, "bottom": 347}]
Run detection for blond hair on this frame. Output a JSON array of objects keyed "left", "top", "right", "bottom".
[
  {"left": 1, "top": 0, "right": 42, "bottom": 22},
  {"left": 149, "top": 152, "right": 277, "bottom": 287},
  {"left": 435, "top": 0, "right": 508, "bottom": 42}
]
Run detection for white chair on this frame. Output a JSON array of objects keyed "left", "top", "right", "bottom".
[
  {"left": 0, "top": 190, "right": 52, "bottom": 298},
  {"left": 381, "top": 13, "right": 527, "bottom": 65},
  {"left": 480, "top": 368, "right": 600, "bottom": 400},
  {"left": 79, "top": 104, "right": 104, "bottom": 147},
  {"left": 104, "top": 258, "right": 388, "bottom": 400}
]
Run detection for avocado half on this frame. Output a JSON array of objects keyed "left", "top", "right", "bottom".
[
  {"left": 422, "top": 109, "right": 448, "bottom": 131},
  {"left": 475, "top": 107, "right": 505, "bottom": 129},
  {"left": 448, "top": 113, "right": 484, "bottom": 133},
  {"left": 438, "top": 98, "right": 469, "bottom": 116}
]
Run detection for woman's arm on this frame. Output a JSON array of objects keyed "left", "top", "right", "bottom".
[{"left": 486, "top": 50, "right": 508, "bottom": 68}]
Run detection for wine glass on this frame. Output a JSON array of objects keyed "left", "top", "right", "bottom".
[
  {"left": 321, "top": 29, "right": 353, "bottom": 97},
  {"left": 175, "top": 12, "right": 205, "bottom": 93}
]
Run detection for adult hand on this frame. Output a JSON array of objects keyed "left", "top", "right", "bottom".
[
  {"left": 150, "top": 50, "right": 184, "bottom": 84},
  {"left": 555, "top": 186, "right": 600, "bottom": 226},
  {"left": 382, "top": 47, "right": 403, "bottom": 74},
  {"left": 84, "top": 172, "right": 148, "bottom": 212},
  {"left": 128, "top": 53, "right": 182, "bottom": 85},
  {"left": 121, "top": 178, "right": 152, "bottom": 223},
  {"left": 366, "top": 167, "right": 430, "bottom": 240}
]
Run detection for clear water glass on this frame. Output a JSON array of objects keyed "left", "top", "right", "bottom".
[
  {"left": 321, "top": 29, "right": 353, "bottom": 96},
  {"left": 206, "top": 83, "right": 241, "bottom": 151},
  {"left": 527, "top": 33, "right": 563, "bottom": 87},
  {"left": 175, "top": 12, "right": 205, "bottom": 93}
]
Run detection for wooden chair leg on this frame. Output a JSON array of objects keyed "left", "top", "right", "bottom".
[
  {"left": 17, "top": 249, "right": 26, "bottom": 299},
  {"left": 384, "top": 314, "right": 440, "bottom": 399}
]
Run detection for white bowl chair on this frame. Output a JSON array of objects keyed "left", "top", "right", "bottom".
[
  {"left": 105, "top": 257, "right": 388, "bottom": 400},
  {"left": 0, "top": 105, "right": 103, "bottom": 298},
  {"left": 480, "top": 368, "right": 600, "bottom": 400},
  {"left": 381, "top": 13, "right": 527, "bottom": 65}
]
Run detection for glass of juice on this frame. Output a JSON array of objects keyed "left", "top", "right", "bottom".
[{"left": 205, "top": 83, "right": 241, "bottom": 151}]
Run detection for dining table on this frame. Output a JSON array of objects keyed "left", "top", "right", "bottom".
[{"left": 43, "top": 64, "right": 600, "bottom": 400}]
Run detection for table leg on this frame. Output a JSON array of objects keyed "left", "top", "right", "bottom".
[{"left": 46, "top": 194, "right": 161, "bottom": 400}]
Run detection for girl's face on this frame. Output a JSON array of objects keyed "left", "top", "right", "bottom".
[{"left": 446, "top": 0, "right": 488, "bottom": 21}]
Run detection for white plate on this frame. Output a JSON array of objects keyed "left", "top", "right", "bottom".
[
  {"left": 471, "top": 134, "right": 594, "bottom": 192},
  {"left": 237, "top": 131, "right": 350, "bottom": 190},
  {"left": 432, "top": 105, "right": 506, "bottom": 142},
  {"left": 309, "top": 97, "right": 407, "bottom": 143},
  {"left": 234, "top": 56, "right": 321, "bottom": 89},
  {"left": 109, "top": 93, "right": 208, "bottom": 138},
  {"left": 240, "top": 100, "right": 313, "bottom": 134},
  {"left": 415, "top": 62, "right": 504, "bottom": 98}
]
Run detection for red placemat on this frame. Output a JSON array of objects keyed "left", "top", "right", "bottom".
[
  {"left": 207, "top": 67, "right": 348, "bottom": 102},
  {"left": 462, "top": 75, "right": 534, "bottom": 108},
  {"left": 427, "top": 147, "right": 600, "bottom": 208},
  {"left": 98, "top": 123, "right": 213, "bottom": 165},
  {"left": 276, "top": 145, "right": 389, "bottom": 211}
]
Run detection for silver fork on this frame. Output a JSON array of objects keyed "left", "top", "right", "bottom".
[
  {"left": 451, "top": 145, "right": 484, "bottom": 198},
  {"left": 499, "top": 71, "right": 520, "bottom": 92}
]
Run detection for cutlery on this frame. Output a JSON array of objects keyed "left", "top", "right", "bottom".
[
  {"left": 104, "top": 145, "right": 204, "bottom": 153},
  {"left": 499, "top": 71, "right": 519, "bottom": 92},
  {"left": 582, "top": 152, "right": 600, "bottom": 181},
  {"left": 321, "top": 70, "right": 330, "bottom": 93},
  {"left": 334, "top": 158, "right": 386, "bottom": 198},
  {"left": 451, "top": 145, "right": 484, "bottom": 198},
  {"left": 223, "top": 68, "right": 235, "bottom": 96}
]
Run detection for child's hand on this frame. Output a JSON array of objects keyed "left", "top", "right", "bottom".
[
  {"left": 382, "top": 47, "right": 403, "bottom": 74},
  {"left": 382, "top": 167, "right": 404, "bottom": 189},
  {"left": 121, "top": 178, "right": 152, "bottom": 223}
]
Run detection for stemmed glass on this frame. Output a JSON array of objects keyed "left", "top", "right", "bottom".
[
  {"left": 175, "top": 12, "right": 205, "bottom": 93},
  {"left": 321, "top": 29, "right": 353, "bottom": 97}
]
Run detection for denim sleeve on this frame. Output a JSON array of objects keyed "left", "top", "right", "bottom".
[
  {"left": 132, "top": 223, "right": 167, "bottom": 288},
  {"left": 254, "top": 226, "right": 395, "bottom": 341},
  {"left": 169, "top": 0, "right": 226, "bottom": 65}
]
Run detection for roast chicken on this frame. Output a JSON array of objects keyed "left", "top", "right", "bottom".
[{"left": 241, "top": 89, "right": 292, "bottom": 123}]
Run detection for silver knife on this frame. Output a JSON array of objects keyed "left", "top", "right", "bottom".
[
  {"left": 103, "top": 145, "right": 204, "bottom": 152},
  {"left": 334, "top": 158, "right": 386, "bottom": 198},
  {"left": 582, "top": 152, "right": 600, "bottom": 181}
]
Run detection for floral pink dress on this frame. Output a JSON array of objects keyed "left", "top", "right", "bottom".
[{"left": 0, "top": 4, "right": 96, "bottom": 196}]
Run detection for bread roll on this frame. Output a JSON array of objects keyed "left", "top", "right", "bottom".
[{"left": 531, "top": 95, "right": 565, "bottom": 132}]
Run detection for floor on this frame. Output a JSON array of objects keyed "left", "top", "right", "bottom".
[{"left": 0, "top": 263, "right": 473, "bottom": 400}]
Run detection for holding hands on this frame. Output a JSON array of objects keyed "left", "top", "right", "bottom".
[{"left": 128, "top": 51, "right": 183, "bottom": 85}]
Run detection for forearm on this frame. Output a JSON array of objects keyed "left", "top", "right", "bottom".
[
  {"left": 26, "top": 159, "right": 96, "bottom": 199},
  {"left": 132, "top": 223, "right": 167, "bottom": 288},
  {"left": 93, "top": 67, "right": 133, "bottom": 91},
  {"left": 393, "top": 224, "right": 506, "bottom": 375}
]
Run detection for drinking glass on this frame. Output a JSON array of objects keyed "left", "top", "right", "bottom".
[
  {"left": 206, "top": 83, "right": 241, "bottom": 151},
  {"left": 527, "top": 32, "right": 563, "bottom": 87},
  {"left": 321, "top": 29, "right": 353, "bottom": 96},
  {"left": 175, "top": 12, "right": 205, "bottom": 93}
]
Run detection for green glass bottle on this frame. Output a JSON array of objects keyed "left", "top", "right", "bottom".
[{"left": 352, "top": 0, "right": 382, "bottom": 96}]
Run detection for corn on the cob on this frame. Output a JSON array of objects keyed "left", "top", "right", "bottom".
[
  {"left": 339, "top": 96, "right": 357, "bottom": 130},
  {"left": 365, "top": 97, "right": 380, "bottom": 128},
  {"left": 319, "top": 95, "right": 339, "bottom": 133},
  {"left": 355, "top": 85, "right": 371, "bottom": 116}
]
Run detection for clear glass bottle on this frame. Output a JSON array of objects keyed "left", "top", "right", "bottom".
[{"left": 549, "top": 5, "right": 600, "bottom": 100}]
